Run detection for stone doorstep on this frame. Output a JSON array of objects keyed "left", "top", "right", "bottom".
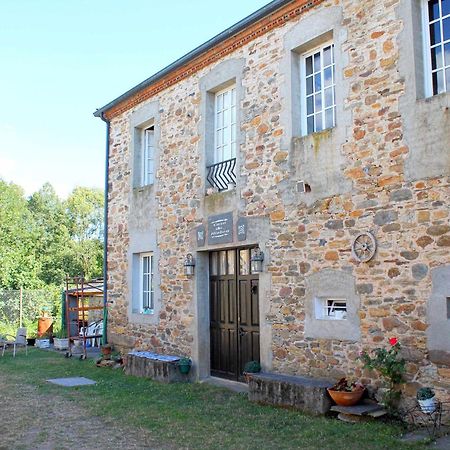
[
  {"left": 248, "top": 372, "right": 334, "bottom": 416},
  {"left": 202, "top": 376, "right": 249, "bottom": 394}
]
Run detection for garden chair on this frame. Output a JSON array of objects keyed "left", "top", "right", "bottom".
[{"left": 1, "top": 328, "right": 27, "bottom": 357}]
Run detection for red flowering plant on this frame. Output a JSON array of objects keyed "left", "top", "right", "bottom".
[{"left": 359, "top": 337, "right": 406, "bottom": 411}]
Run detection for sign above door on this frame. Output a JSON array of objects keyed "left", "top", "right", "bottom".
[{"left": 208, "top": 212, "right": 233, "bottom": 245}]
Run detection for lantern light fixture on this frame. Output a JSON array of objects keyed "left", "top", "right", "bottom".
[
  {"left": 184, "top": 253, "right": 195, "bottom": 277},
  {"left": 250, "top": 247, "right": 264, "bottom": 273}
]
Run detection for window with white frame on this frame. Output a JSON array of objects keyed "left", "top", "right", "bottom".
[
  {"left": 142, "top": 126, "right": 155, "bottom": 185},
  {"left": 315, "top": 297, "right": 347, "bottom": 320},
  {"left": 424, "top": 0, "right": 450, "bottom": 95},
  {"left": 214, "top": 85, "right": 237, "bottom": 164},
  {"left": 140, "top": 252, "right": 154, "bottom": 314},
  {"left": 301, "top": 43, "right": 336, "bottom": 135}
]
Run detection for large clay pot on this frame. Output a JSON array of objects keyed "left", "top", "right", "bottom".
[
  {"left": 327, "top": 387, "right": 365, "bottom": 406},
  {"left": 37, "top": 317, "right": 53, "bottom": 337}
]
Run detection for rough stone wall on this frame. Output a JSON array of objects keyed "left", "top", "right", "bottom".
[{"left": 106, "top": 0, "right": 450, "bottom": 403}]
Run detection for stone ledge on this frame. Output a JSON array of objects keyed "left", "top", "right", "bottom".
[
  {"left": 124, "top": 352, "right": 189, "bottom": 383},
  {"left": 248, "top": 372, "right": 334, "bottom": 415}
]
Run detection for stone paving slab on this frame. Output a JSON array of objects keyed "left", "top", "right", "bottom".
[
  {"left": 330, "top": 400, "right": 386, "bottom": 417},
  {"left": 47, "top": 377, "right": 96, "bottom": 387}
]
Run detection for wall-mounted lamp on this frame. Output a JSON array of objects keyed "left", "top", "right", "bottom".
[
  {"left": 184, "top": 253, "right": 195, "bottom": 277},
  {"left": 250, "top": 247, "right": 264, "bottom": 274}
]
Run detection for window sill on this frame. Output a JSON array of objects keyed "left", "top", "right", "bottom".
[
  {"left": 418, "top": 91, "right": 450, "bottom": 104},
  {"left": 300, "top": 126, "right": 335, "bottom": 139},
  {"left": 205, "top": 185, "right": 236, "bottom": 197},
  {"left": 129, "top": 311, "right": 159, "bottom": 325},
  {"left": 133, "top": 184, "right": 154, "bottom": 194}
]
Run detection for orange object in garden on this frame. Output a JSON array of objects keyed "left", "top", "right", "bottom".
[
  {"left": 327, "top": 387, "right": 365, "bottom": 407},
  {"left": 37, "top": 317, "right": 53, "bottom": 337}
]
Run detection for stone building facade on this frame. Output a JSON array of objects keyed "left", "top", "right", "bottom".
[{"left": 95, "top": 0, "right": 450, "bottom": 401}]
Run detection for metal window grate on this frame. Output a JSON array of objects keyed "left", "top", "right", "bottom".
[
  {"left": 323, "top": 299, "right": 347, "bottom": 320},
  {"left": 206, "top": 158, "right": 236, "bottom": 191}
]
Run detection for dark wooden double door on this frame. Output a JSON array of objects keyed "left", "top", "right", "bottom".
[{"left": 210, "top": 248, "right": 260, "bottom": 381}]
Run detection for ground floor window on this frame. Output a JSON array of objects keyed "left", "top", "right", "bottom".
[
  {"left": 315, "top": 297, "right": 347, "bottom": 320},
  {"left": 140, "top": 252, "right": 154, "bottom": 314}
]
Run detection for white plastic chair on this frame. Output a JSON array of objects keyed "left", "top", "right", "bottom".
[{"left": 1, "top": 328, "right": 27, "bottom": 357}]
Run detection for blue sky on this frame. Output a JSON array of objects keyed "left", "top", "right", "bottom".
[{"left": 0, "top": 0, "right": 268, "bottom": 198}]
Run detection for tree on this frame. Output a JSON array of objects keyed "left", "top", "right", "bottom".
[
  {"left": 28, "top": 183, "right": 71, "bottom": 285},
  {"left": 0, "top": 180, "right": 41, "bottom": 288},
  {"left": 65, "top": 187, "right": 104, "bottom": 280},
  {"left": 66, "top": 187, "right": 104, "bottom": 242}
]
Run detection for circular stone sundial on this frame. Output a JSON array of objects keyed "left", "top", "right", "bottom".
[{"left": 352, "top": 232, "right": 377, "bottom": 262}]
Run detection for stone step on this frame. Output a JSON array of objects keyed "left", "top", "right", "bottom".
[{"left": 330, "top": 399, "right": 386, "bottom": 416}]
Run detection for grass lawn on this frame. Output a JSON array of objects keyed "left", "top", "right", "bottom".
[{"left": 0, "top": 349, "right": 425, "bottom": 450}]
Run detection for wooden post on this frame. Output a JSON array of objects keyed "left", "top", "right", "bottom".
[{"left": 19, "top": 287, "right": 23, "bottom": 328}]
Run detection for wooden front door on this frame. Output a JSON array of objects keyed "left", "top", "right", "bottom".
[{"left": 209, "top": 248, "right": 260, "bottom": 381}]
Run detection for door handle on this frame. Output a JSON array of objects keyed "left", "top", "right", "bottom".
[{"left": 239, "top": 327, "right": 245, "bottom": 337}]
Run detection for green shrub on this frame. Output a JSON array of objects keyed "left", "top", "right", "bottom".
[{"left": 243, "top": 361, "right": 261, "bottom": 373}]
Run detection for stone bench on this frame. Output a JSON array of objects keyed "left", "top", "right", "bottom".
[
  {"left": 124, "top": 351, "right": 189, "bottom": 383},
  {"left": 248, "top": 372, "right": 334, "bottom": 415}
]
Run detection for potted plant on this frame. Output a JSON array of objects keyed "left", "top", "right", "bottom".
[
  {"left": 359, "top": 337, "right": 406, "bottom": 413},
  {"left": 53, "top": 328, "right": 69, "bottom": 351},
  {"left": 327, "top": 377, "right": 365, "bottom": 406},
  {"left": 100, "top": 343, "right": 112, "bottom": 359},
  {"left": 417, "top": 387, "right": 436, "bottom": 413},
  {"left": 35, "top": 332, "right": 51, "bottom": 349},
  {"left": 26, "top": 333, "right": 37, "bottom": 347},
  {"left": 177, "top": 357, "right": 192, "bottom": 374},
  {"left": 243, "top": 360, "right": 261, "bottom": 383}
]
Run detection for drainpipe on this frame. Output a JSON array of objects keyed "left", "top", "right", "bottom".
[{"left": 100, "top": 112, "right": 110, "bottom": 345}]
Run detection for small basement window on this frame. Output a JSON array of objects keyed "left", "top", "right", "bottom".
[
  {"left": 315, "top": 297, "right": 347, "bottom": 320},
  {"left": 447, "top": 297, "right": 450, "bottom": 319}
]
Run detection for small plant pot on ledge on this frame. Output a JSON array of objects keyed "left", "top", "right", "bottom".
[{"left": 177, "top": 357, "right": 192, "bottom": 375}]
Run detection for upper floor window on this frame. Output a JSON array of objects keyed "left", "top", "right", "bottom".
[
  {"left": 301, "top": 43, "right": 335, "bottom": 135},
  {"left": 142, "top": 126, "right": 154, "bottom": 185},
  {"left": 424, "top": 0, "right": 450, "bottom": 95},
  {"left": 140, "top": 252, "right": 154, "bottom": 314},
  {"left": 214, "top": 85, "right": 236, "bottom": 164}
]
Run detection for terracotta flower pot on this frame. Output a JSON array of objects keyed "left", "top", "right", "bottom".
[
  {"left": 101, "top": 344, "right": 112, "bottom": 359},
  {"left": 327, "top": 387, "right": 365, "bottom": 406}
]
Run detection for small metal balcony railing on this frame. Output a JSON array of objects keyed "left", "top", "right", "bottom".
[{"left": 206, "top": 158, "right": 236, "bottom": 191}]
